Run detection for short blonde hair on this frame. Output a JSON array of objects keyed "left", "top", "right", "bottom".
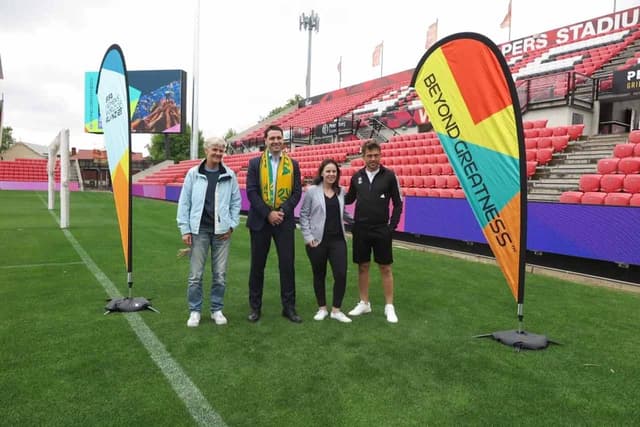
[{"left": 203, "top": 136, "right": 227, "bottom": 150}]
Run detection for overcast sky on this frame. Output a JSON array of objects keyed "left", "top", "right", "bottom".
[{"left": 1, "top": 0, "right": 637, "bottom": 155}]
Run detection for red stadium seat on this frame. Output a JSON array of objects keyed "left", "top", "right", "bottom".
[
  {"left": 579, "top": 174, "right": 602, "bottom": 192},
  {"left": 536, "top": 148, "right": 553, "bottom": 165},
  {"left": 635, "top": 144, "right": 640, "bottom": 157},
  {"left": 604, "top": 193, "right": 632, "bottom": 206},
  {"left": 526, "top": 161, "right": 537, "bottom": 177},
  {"left": 559, "top": 191, "right": 583, "bottom": 204},
  {"left": 452, "top": 188, "right": 466, "bottom": 198},
  {"left": 440, "top": 189, "right": 454, "bottom": 198},
  {"left": 523, "top": 121, "right": 534, "bottom": 129},
  {"left": 618, "top": 157, "right": 640, "bottom": 174},
  {"left": 405, "top": 188, "right": 417, "bottom": 196},
  {"left": 596, "top": 158, "right": 620, "bottom": 175},
  {"left": 532, "top": 119, "right": 548, "bottom": 128},
  {"left": 551, "top": 136, "right": 569, "bottom": 152},
  {"left": 537, "top": 137, "right": 552, "bottom": 149},
  {"left": 525, "top": 138, "right": 538, "bottom": 149},
  {"left": 423, "top": 176, "right": 436, "bottom": 188},
  {"left": 434, "top": 176, "right": 448, "bottom": 188},
  {"left": 524, "top": 129, "right": 540, "bottom": 138},
  {"left": 431, "top": 165, "right": 443, "bottom": 175},
  {"left": 613, "top": 143, "right": 635, "bottom": 158},
  {"left": 623, "top": 174, "right": 640, "bottom": 193},
  {"left": 567, "top": 124, "right": 585, "bottom": 140},
  {"left": 412, "top": 176, "right": 424, "bottom": 188},
  {"left": 580, "top": 192, "right": 607, "bottom": 205},
  {"left": 526, "top": 149, "right": 536, "bottom": 161},
  {"left": 628, "top": 130, "right": 640, "bottom": 144},
  {"left": 630, "top": 193, "right": 640, "bottom": 206},
  {"left": 600, "top": 174, "right": 624, "bottom": 192},
  {"left": 552, "top": 126, "right": 569, "bottom": 137},
  {"left": 427, "top": 188, "right": 441, "bottom": 197},
  {"left": 441, "top": 164, "right": 453, "bottom": 175},
  {"left": 538, "top": 128, "right": 553, "bottom": 137},
  {"left": 404, "top": 176, "right": 415, "bottom": 187},
  {"left": 446, "top": 175, "right": 460, "bottom": 188}
]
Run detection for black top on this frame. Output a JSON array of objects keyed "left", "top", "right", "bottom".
[
  {"left": 199, "top": 167, "right": 220, "bottom": 232},
  {"left": 323, "top": 193, "right": 342, "bottom": 238},
  {"left": 344, "top": 165, "right": 403, "bottom": 230}
]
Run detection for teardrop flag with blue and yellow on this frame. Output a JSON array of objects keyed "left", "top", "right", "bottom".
[
  {"left": 411, "top": 33, "right": 527, "bottom": 304},
  {"left": 96, "top": 45, "right": 132, "bottom": 274}
]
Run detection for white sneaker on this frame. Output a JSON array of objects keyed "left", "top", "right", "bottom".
[
  {"left": 187, "top": 311, "right": 201, "bottom": 327},
  {"left": 211, "top": 310, "right": 228, "bottom": 325},
  {"left": 348, "top": 301, "right": 372, "bottom": 316},
  {"left": 330, "top": 311, "right": 352, "bottom": 323},
  {"left": 313, "top": 308, "right": 329, "bottom": 321},
  {"left": 384, "top": 304, "right": 398, "bottom": 323}
]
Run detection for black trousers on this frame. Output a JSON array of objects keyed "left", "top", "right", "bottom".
[
  {"left": 305, "top": 234, "right": 347, "bottom": 309},
  {"left": 248, "top": 224, "right": 296, "bottom": 311}
]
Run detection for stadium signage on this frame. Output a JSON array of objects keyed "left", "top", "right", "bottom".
[
  {"left": 422, "top": 72, "right": 512, "bottom": 248},
  {"left": 500, "top": 6, "right": 639, "bottom": 57},
  {"left": 314, "top": 119, "right": 352, "bottom": 137},
  {"left": 612, "top": 64, "right": 640, "bottom": 93}
]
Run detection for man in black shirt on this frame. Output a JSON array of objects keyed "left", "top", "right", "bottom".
[{"left": 344, "top": 140, "right": 403, "bottom": 323}]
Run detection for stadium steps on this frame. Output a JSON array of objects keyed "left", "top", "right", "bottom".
[
  {"left": 132, "top": 160, "right": 174, "bottom": 183},
  {"left": 528, "top": 134, "right": 626, "bottom": 200}
]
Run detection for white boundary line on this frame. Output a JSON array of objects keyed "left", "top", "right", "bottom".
[
  {"left": 0, "top": 261, "right": 84, "bottom": 269},
  {"left": 41, "top": 196, "right": 226, "bottom": 427}
]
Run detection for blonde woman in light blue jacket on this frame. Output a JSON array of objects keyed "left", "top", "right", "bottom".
[
  {"left": 177, "top": 137, "right": 241, "bottom": 328},
  {"left": 299, "top": 159, "right": 353, "bottom": 323}
]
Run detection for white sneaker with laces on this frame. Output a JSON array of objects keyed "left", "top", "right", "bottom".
[
  {"left": 187, "top": 311, "right": 201, "bottom": 327},
  {"left": 313, "top": 308, "right": 329, "bottom": 321},
  {"left": 211, "top": 310, "right": 228, "bottom": 325},
  {"left": 384, "top": 304, "right": 398, "bottom": 323},
  {"left": 348, "top": 301, "right": 372, "bottom": 316},
  {"left": 330, "top": 311, "right": 352, "bottom": 323}
]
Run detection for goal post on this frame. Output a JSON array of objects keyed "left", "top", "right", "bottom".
[{"left": 47, "top": 129, "right": 70, "bottom": 229}]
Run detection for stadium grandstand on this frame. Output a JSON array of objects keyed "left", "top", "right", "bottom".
[
  {"left": 3, "top": 7, "right": 638, "bottom": 282},
  {"left": 127, "top": 6, "right": 640, "bottom": 282}
]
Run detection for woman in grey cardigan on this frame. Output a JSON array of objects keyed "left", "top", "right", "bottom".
[{"left": 299, "top": 159, "right": 353, "bottom": 323}]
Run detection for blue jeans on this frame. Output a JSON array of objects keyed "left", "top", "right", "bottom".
[{"left": 188, "top": 232, "right": 231, "bottom": 313}]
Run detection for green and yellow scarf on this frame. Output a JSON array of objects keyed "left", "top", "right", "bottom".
[{"left": 260, "top": 151, "right": 293, "bottom": 209}]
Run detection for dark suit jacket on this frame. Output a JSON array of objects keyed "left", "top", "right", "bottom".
[{"left": 246, "top": 154, "right": 302, "bottom": 231}]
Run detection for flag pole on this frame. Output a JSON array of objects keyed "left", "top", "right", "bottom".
[
  {"left": 338, "top": 56, "right": 342, "bottom": 88},
  {"left": 380, "top": 41, "right": 384, "bottom": 78},
  {"left": 190, "top": 0, "right": 201, "bottom": 160}
]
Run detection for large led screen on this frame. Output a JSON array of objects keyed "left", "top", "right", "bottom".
[{"left": 85, "top": 69, "right": 186, "bottom": 134}]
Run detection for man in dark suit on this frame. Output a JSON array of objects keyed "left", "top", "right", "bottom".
[{"left": 246, "top": 125, "right": 302, "bottom": 323}]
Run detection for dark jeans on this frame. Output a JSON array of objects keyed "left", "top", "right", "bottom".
[
  {"left": 305, "top": 235, "right": 347, "bottom": 308},
  {"left": 248, "top": 225, "right": 296, "bottom": 311}
]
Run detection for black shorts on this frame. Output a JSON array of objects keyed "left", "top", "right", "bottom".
[{"left": 352, "top": 224, "right": 393, "bottom": 265}]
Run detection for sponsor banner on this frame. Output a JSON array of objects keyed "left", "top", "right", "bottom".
[
  {"left": 412, "top": 33, "right": 527, "bottom": 303},
  {"left": 612, "top": 64, "right": 640, "bottom": 93},
  {"left": 377, "top": 108, "right": 429, "bottom": 129},
  {"left": 314, "top": 119, "right": 353, "bottom": 137},
  {"left": 499, "top": 6, "right": 640, "bottom": 57},
  {"left": 96, "top": 45, "right": 132, "bottom": 271}
]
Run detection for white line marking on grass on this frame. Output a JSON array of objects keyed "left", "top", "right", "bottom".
[
  {"left": 0, "top": 261, "right": 84, "bottom": 269},
  {"left": 42, "top": 197, "right": 226, "bottom": 427}
]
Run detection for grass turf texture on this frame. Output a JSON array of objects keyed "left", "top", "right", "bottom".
[{"left": 1, "top": 190, "right": 638, "bottom": 426}]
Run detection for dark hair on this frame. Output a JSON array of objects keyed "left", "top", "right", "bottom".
[
  {"left": 264, "top": 124, "right": 284, "bottom": 138},
  {"left": 312, "top": 158, "right": 341, "bottom": 194},
  {"left": 361, "top": 140, "right": 381, "bottom": 155}
]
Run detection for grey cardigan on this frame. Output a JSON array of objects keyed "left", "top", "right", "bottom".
[{"left": 299, "top": 184, "right": 351, "bottom": 245}]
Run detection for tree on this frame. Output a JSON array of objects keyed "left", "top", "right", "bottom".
[
  {"left": 224, "top": 128, "right": 237, "bottom": 140},
  {"left": 1, "top": 126, "right": 15, "bottom": 155},
  {"left": 148, "top": 124, "right": 204, "bottom": 162},
  {"left": 262, "top": 94, "right": 304, "bottom": 120}
]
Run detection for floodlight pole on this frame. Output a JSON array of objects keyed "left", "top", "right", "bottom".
[
  {"left": 190, "top": 0, "right": 201, "bottom": 160},
  {"left": 299, "top": 10, "right": 320, "bottom": 100}
]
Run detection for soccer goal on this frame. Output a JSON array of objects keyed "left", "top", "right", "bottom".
[{"left": 48, "top": 129, "right": 70, "bottom": 228}]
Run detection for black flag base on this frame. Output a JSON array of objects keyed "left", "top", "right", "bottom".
[
  {"left": 475, "top": 330, "right": 558, "bottom": 351},
  {"left": 104, "top": 297, "right": 159, "bottom": 314}
]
